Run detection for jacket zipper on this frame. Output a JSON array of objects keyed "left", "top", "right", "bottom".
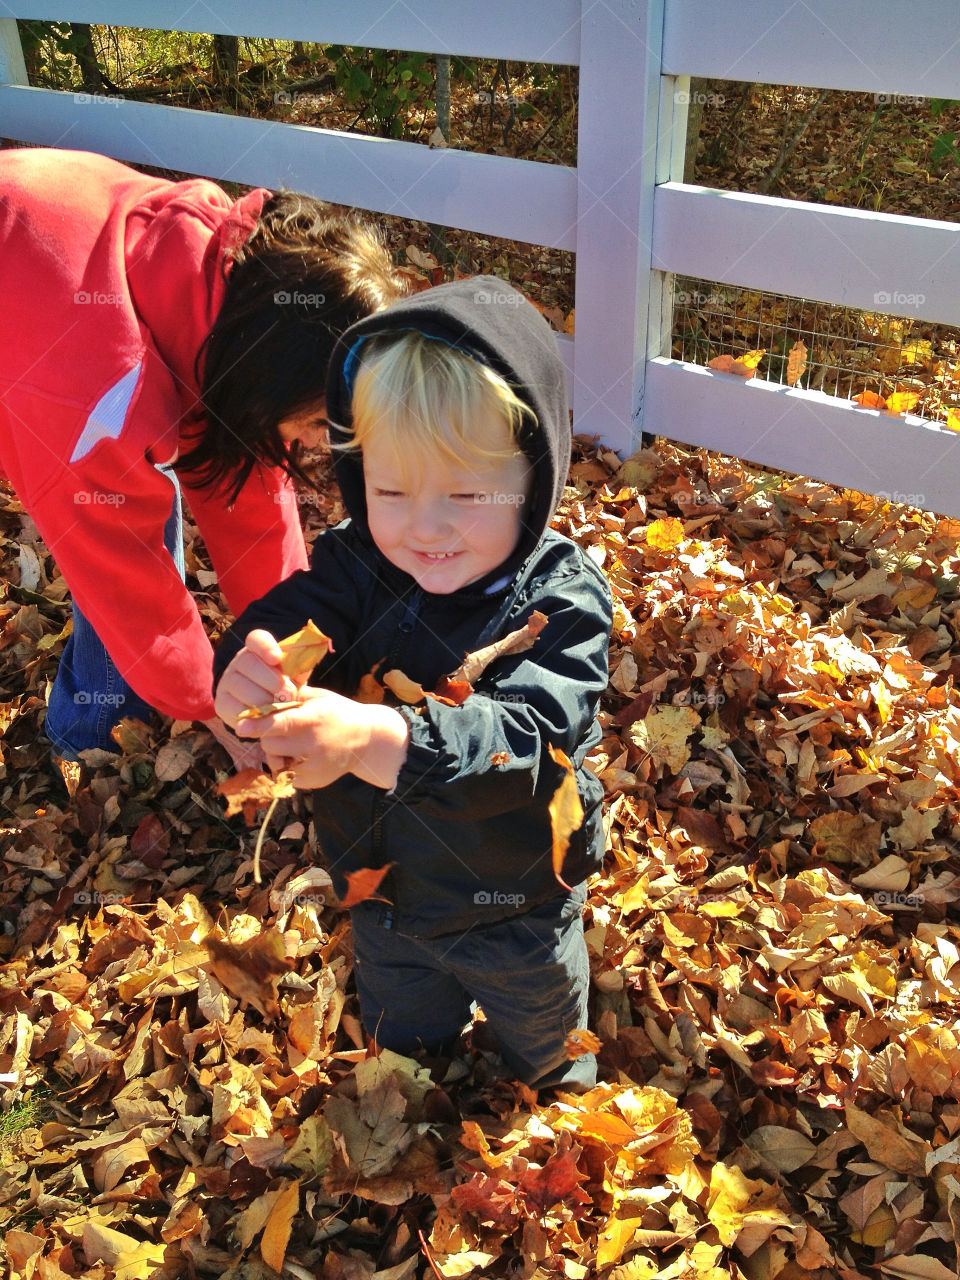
[{"left": 371, "top": 586, "right": 423, "bottom": 927}]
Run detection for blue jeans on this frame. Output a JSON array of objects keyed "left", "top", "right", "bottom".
[
  {"left": 350, "top": 884, "right": 596, "bottom": 1090},
  {"left": 45, "top": 466, "right": 185, "bottom": 757}
]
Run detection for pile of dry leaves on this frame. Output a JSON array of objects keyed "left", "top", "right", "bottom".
[{"left": 1, "top": 439, "right": 959, "bottom": 1280}]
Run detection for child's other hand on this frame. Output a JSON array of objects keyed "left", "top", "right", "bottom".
[
  {"left": 255, "top": 687, "right": 409, "bottom": 791},
  {"left": 214, "top": 629, "right": 299, "bottom": 730}
]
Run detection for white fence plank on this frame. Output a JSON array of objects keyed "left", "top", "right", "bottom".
[
  {"left": 663, "top": 0, "right": 960, "bottom": 98},
  {"left": 572, "top": 0, "right": 663, "bottom": 455},
  {"left": 7, "top": 1, "right": 580, "bottom": 63},
  {"left": 0, "top": 85, "right": 577, "bottom": 250},
  {"left": 0, "top": 17, "right": 28, "bottom": 83},
  {"left": 644, "top": 358, "right": 960, "bottom": 517},
  {"left": 653, "top": 183, "right": 960, "bottom": 327}
]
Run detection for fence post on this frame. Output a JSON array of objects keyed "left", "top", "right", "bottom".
[
  {"left": 0, "top": 19, "right": 29, "bottom": 84},
  {"left": 573, "top": 0, "right": 665, "bottom": 454}
]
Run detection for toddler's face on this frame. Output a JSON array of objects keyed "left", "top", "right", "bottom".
[{"left": 362, "top": 427, "right": 533, "bottom": 594}]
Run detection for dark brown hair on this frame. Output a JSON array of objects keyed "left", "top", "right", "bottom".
[{"left": 178, "top": 191, "right": 403, "bottom": 501}]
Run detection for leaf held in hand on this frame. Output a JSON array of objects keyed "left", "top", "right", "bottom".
[
  {"left": 217, "top": 768, "right": 297, "bottom": 823},
  {"left": 547, "top": 744, "right": 583, "bottom": 891},
  {"left": 277, "top": 620, "right": 333, "bottom": 684},
  {"left": 340, "top": 863, "right": 395, "bottom": 909},
  {"left": 383, "top": 669, "right": 428, "bottom": 704},
  {"left": 449, "top": 611, "right": 548, "bottom": 686}
]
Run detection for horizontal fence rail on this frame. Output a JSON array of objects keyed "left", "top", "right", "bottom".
[
  {"left": 652, "top": 184, "right": 960, "bottom": 328},
  {"left": 663, "top": 0, "right": 960, "bottom": 98},
  {"left": 5, "top": 1, "right": 582, "bottom": 63},
  {"left": 0, "top": 85, "right": 578, "bottom": 249}
]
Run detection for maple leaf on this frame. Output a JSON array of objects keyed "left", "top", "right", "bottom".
[
  {"left": 216, "top": 767, "right": 296, "bottom": 823},
  {"left": 646, "top": 516, "right": 684, "bottom": 550},
  {"left": 564, "top": 1028, "right": 602, "bottom": 1059},
  {"left": 339, "top": 863, "right": 395, "bottom": 909},
  {"left": 518, "top": 1134, "right": 589, "bottom": 1214}
]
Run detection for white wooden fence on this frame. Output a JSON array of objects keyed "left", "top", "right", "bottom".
[{"left": 2, "top": 1, "right": 960, "bottom": 514}]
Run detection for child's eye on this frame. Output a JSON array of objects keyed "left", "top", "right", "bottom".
[
  {"left": 452, "top": 492, "right": 479, "bottom": 502},
  {"left": 373, "top": 488, "right": 404, "bottom": 498}
]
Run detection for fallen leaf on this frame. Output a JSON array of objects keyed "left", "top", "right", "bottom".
[{"left": 340, "top": 863, "right": 395, "bottom": 909}]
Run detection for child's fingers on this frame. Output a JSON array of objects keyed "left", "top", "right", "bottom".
[{"left": 244, "top": 628, "right": 286, "bottom": 666}]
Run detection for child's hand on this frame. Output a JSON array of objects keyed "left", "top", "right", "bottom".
[
  {"left": 214, "top": 629, "right": 299, "bottom": 730},
  {"left": 251, "top": 687, "right": 410, "bottom": 791}
]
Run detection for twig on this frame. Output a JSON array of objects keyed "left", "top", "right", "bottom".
[
  {"left": 253, "top": 796, "right": 280, "bottom": 885},
  {"left": 760, "top": 88, "right": 829, "bottom": 193}
]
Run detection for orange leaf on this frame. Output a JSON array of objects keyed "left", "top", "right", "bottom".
[
  {"left": 449, "top": 611, "right": 549, "bottom": 686},
  {"left": 564, "top": 1028, "right": 602, "bottom": 1059},
  {"left": 708, "top": 349, "right": 764, "bottom": 378},
  {"left": 547, "top": 744, "right": 583, "bottom": 891},
  {"left": 432, "top": 677, "right": 474, "bottom": 705},
  {"left": 383, "top": 669, "right": 428, "bottom": 704},
  {"left": 646, "top": 517, "right": 684, "bottom": 550},
  {"left": 217, "top": 768, "right": 297, "bottom": 824},
  {"left": 277, "top": 621, "right": 334, "bottom": 685},
  {"left": 853, "top": 391, "right": 886, "bottom": 409},
  {"left": 355, "top": 670, "right": 385, "bottom": 704},
  {"left": 785, "top": 339, "right": 807, "bottom": 387},
  {"left": 261, "top": 1179, "right": 300, "bottom": 1272},
  {"left": 339, "top": 863, "right": 395, "bottom": 909},
  {"left": 883, "top": 391, "right": 920, "bottom": 416}
]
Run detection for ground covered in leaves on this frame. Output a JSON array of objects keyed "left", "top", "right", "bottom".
[{"left": 1, "top": 441, "right": 960, "bottom": 1279}]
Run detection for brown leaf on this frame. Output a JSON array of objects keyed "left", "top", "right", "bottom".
[
  {"left": 217, "top": 768, "right": 297, "bottom": 823},
  {"left": 205, "top": 929, "right": 293, "bottom": 1019},
  {"left": 340, "top": 863, "right": 395, "bottom": 909},
  {"left": 277, "top": 620, "right": 333, "bottom": 684},
  {"left": 449, "top": 611, "right": 548, "bottom": 686},
  {"left": 547, "top": 744, "right": 583, "bottom": 891}
]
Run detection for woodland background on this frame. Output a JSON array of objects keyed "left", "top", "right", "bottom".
[{"left": 1, "top": 27, "right": 959, "bottom": 1280}]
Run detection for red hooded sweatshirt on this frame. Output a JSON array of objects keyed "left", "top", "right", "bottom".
[{"left": 0, "top": 148, "right": 308, "bottom": 721}]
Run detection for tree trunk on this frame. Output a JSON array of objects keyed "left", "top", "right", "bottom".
[
  {"left": 212, "top": 34, "right": 238, "bottom": 90},
  {"left": 71, "top": 23, "right": 107, "bottom": 94},
  {"left": 428, "top": 55, "right": 452, "bottom": 265}
]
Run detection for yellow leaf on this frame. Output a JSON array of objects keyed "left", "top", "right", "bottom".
[
  {"left": 945, "top": 408, "right": 960, "bottom": 432},
  {"left": 597, "top": 1213, "right": 645, "bottom": 1269},
  {"left": 628, "top": 705, "right": 700, "bottom": 773},
  {"left": 646, "top": 517, "right": 684, "bottom": 550},
  {"left": 547, "top": 744, "right": 584, "bottom": 890},
  {"left": 705, "top": 1162, "right": 769, "bottom": 1246},
  {"left": 884, "top": 391, "right": 920, "bottom": 416},
  {"left": 277, "top": 620, "right": 333, "bottom": 684},
  {"left": 785, "top": 339, "right": 808, "bottom": 386},
  {"left": 261, "top": 1178, "right": 300, "bottom": 1273}
]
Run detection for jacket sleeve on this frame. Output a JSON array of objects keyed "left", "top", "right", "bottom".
[
  {"left": 31, "top": 440, "right": 220, "bottom": 723},
  {"left": 183, "top": 464, "right": 308, "bottom": 620},
  {"left": 392, "top": 558, "right": 612, "bottom": 820},
  {"left": 212, "top": 526, "right": 369, "bottom": 691}
]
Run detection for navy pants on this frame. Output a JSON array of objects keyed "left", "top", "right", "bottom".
[
  {"left": 350, "top": 884, "right": 596, "bottom": 1090},
  {"left": 45, "top": 466, "right": 185, "bottom": 757}
]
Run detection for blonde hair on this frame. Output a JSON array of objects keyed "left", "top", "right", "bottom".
[{"left": 346, "top": 331, "right": 534, "bottom": 470}]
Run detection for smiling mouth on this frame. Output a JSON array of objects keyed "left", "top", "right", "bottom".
[{"left": 414, "top": 550, "right": 461, "bottom": 561}]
